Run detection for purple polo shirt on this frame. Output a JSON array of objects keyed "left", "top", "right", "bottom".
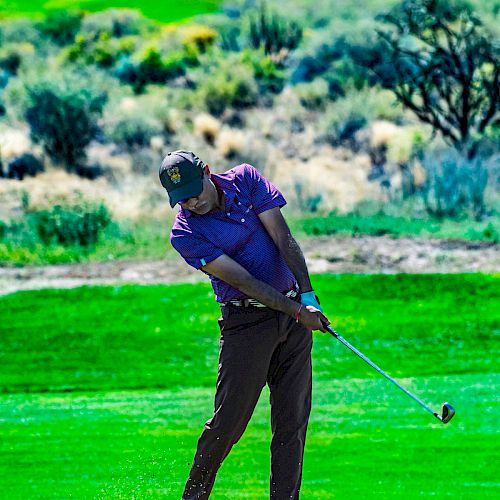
[{"left": 170, "top": 164, "right": 297, "bottom": 302}]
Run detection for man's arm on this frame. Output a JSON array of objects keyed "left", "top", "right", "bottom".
[
  {"left": 258, "top": 207, "right": 313, "bottom": 293},
  {"left": 201, "top": 254, "right": 328, "bottom": 332}
]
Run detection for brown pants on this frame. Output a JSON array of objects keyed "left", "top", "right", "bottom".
[{"left": 182, "top": 304, "right": 313, "bottom": 499}]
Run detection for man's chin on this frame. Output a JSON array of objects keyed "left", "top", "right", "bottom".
[{"left": 190, "top": 204, "right": 210, "bottom": 215}]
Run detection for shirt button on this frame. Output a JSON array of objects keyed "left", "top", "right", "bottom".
[
  {"left": 227, "top": 212, "right": 231, "bottom": 216},
  {"left": 238, "top": 202, "right": 241, "bottom": 205},
  {"left": 241, "top": 218, "right": 245, "bottom": 222}
]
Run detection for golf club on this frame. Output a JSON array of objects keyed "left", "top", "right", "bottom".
[{"left": 324, "top": 324, "right": 455, "bottom": 424}]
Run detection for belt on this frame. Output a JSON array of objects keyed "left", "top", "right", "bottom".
[{"left": 220, "top": 285, "right": 299, "bottom": 308}]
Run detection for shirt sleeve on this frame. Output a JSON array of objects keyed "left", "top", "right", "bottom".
[
  {"left": 243, "top": 164, "right": 287, "bottom": 215},
  {"left": 170, "top": 222, "right": 224, "bottom": 270}
]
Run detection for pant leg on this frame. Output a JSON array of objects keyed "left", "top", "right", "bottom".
[
  {"left": 267, "top": 313, "right": 313, "bottom": 499},
  {"left": 183, "top": 306, "right": 281, "bottom": 500}
]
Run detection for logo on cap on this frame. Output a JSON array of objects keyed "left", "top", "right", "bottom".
[{"left": 167, "top": 166, "right": 181, "bottom": 184}]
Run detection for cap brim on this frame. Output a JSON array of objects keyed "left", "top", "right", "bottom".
[{"left": 168, "top": 177, "right": 203, "bottom": 208}]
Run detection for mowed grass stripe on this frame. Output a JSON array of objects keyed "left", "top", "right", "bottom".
[
  {"left": 0, "top": 373, "right": 498, "bottom": 498},
  {"left": 0, "top": 0, "right": 222, "bottom": 22},
  {"left": 0, "top": 274, "right": 498, "bottom": 393},
  {"left": 0, "top": 274, "right": 498, "bottom": 497}
]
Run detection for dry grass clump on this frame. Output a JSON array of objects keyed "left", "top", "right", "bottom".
[
  {"left": 369, "top": 120, "right": 399, "bottom": 149},
  {"left": 269, "top": 145, "right": 385, "bottom": 213},
  {"left": 0, "top": 128, "right": 32, "bottom": 160},
  {"left": 86, "top": 142, "right": 132, "bottom": 178},
  {"left": 0, "top": 166, "right": 171, "bottom": 221},
  {"left": 411, "top": 160, "right": 427, "bottom": 188},
  {"left": 181, "top": 24, "right": 217, "bottom": 51},
  {"left": 216, "top": 128, "right": 246, "bottom": 159},
  {"left": 194, "top": 113, "right": 221, "bottom": 145},
  {"left": 150, "top": 135, "right": 166, "bottom": 154}
]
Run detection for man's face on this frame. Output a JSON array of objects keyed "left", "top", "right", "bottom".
[{"left": 179, "top": 174, "right": 218, "bottom": 215}]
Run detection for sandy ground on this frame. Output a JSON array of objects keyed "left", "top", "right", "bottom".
[{"left": 0, "top": 236, "right": 498, "bottom": 296}]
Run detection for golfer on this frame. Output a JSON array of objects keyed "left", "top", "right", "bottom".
[{"left": 159, "top": 150, "right": 330, "bottom": 499}]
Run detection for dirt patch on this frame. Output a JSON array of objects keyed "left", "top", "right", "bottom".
[{"left": 0, "top": 236, "right": 498, "bottom": 296}]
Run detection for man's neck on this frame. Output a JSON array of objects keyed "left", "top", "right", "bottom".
[{"left": 214, "top": 181, "right": 225, "bottom": 212}]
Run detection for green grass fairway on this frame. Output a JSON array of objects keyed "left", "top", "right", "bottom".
[
  {"left": 0, "top": 274, "right": 499, "bottom": 498},
  {"left": 0, "top": 0, "right": 221, "bottom": 23}
]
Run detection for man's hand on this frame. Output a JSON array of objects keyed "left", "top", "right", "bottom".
[{"left": 299, "top": 305, "right": 330, "bottom": 332}]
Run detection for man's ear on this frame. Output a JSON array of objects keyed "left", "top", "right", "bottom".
[{"left": 204, "top": 164, "right": 211, "bottom": 175}]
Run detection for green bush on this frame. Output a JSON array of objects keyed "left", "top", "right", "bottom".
[
  {"left": 0, "top": 18, "right": 40, "bottom": 45},
  {"left": 294, "top": 78, "right": 330, "bottom": 109},
  {"left": 39, "top": 9, "right": 82, "bottom": 45},
  {"left": 420, "top": 148, "right": 490, "bottom": 219},
  {"left": 80, "top": 9, "right": 153, "bottom": 39},
  {"left": 0, "top": 42, "right": 35, "bottom": 79},
  {"left": 0, "top": 50, "right": 21, "bottom": 75},
  {"left": 324, "top": 112, "right": 367, "bottom": 149},
  {"left": 25, "top": 75, "right": 107, "bottom": 172},
  {"left": 27, "top": 202, "right": 112, "bottom": 247},
  {"left": 65, "top": 33, "right": 137, "bottom": 68},
  {"left": 116, "top": 47, "right": 196, "bottom": 93},
  {"left": 197, "top": 56, "right": 258, "bottom": 116},
  {"left": 106, "top": 115, "right": 163, "bottom": 150},
  {"left": 247, "top": 2, "right": 302, "bottom": 56},
  {"left": 242, "top": 49, "right": 285, "bottom": 94}
]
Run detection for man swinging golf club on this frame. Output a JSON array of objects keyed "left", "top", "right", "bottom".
[{"left": 159, "top": 150, "right": 330, "bottom": 499}]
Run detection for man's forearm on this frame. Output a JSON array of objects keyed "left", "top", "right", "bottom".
[
  {"left": 232, "top": 273, "right": 301, "bottom": 317},
  {"left": 278, "top": 233, "right": 313, "bottom": 293}
]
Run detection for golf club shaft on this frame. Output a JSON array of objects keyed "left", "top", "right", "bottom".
[{"left": 325, "top": 325, "right": 440, "bottom": 419}]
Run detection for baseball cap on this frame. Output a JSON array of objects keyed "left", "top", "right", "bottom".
[{"left": 159, "top": 150, "right": 205, "bottom": 207}]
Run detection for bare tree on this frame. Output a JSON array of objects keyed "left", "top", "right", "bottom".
[{"left": 374, "top": 0, "right": 499, "bottom": 159}]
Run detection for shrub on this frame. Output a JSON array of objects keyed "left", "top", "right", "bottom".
[
  {"left": 106, "top": 115, "right": 163, "bottom": 150},
  {"left": 218, "top": 23, "right": 241, "bottom": 51},
  {"left": 131, "top": 149, "right": 161, "bottom": 175},
  {"left": 39, "top": 9, "right": 83, "bottom": 45},
  {"left": 26, "top": 201, "right": 112, "bottom": 246},
  {"left": 6, "top": 153, "right": 44, "bottom": 180},
  {"left": 420, "top": 148, "right": 490, "bottom": 219},
  {"left": 294, "top": 179, "right": 322, "bottom": 213},
  {"left": 80, "top": 9, "right": 152, "bottom": 39},
  {"left": 290, "top": 29, "right": 381, "bottom": 95},
  {"left": 0, "top": 42, "right": 34, "bottom": 77},
  {"left": 0, "top": 51, "right": 21, "bottom": 75},
  {"left": 65, "top": 33, "right": 137, "bottom": 68},
  {"left": 182, "top": 25, "right": 217, "bottom": 52},
  {"left": 320, "top": 88, "right": 405, "bottom": 148},
  {"left": 246, "top": 3, "right": 302, "bottom": 56},
  {"left": 0, "top": 18, "right": 40, "bottom": 45},
  {"left": 116, "top": 47, "right": 196, "bottom": 93},
  {"left": 325, "top": 113, "right": 367, "bottom": 149},
  {"left": 197, "top": 58, "right": 258, "bottom": 116},
  {"left": 242, "top": 49, "right": 285, "bottom": 94},
  {"left": 0, "top": 219, "right": 6, "bottom": 240},
  {"left": 293, "top": 78, "right": 329, "bottom": 110},
  {"left": 25, "top": 75, "right": 107, "bottom": 172}
]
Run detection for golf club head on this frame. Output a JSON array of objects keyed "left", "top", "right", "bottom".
[{"left": 440, "top": 402, "right": 455, "bottom": 424}]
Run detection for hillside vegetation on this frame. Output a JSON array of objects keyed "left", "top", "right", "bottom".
[{"left": 0, "top": 0, "right": 498, "bottom": 265}]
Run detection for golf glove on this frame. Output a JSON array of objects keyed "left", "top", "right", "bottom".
[{"left": 300, "top": 291, "right": 323, "bottom": 312}]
